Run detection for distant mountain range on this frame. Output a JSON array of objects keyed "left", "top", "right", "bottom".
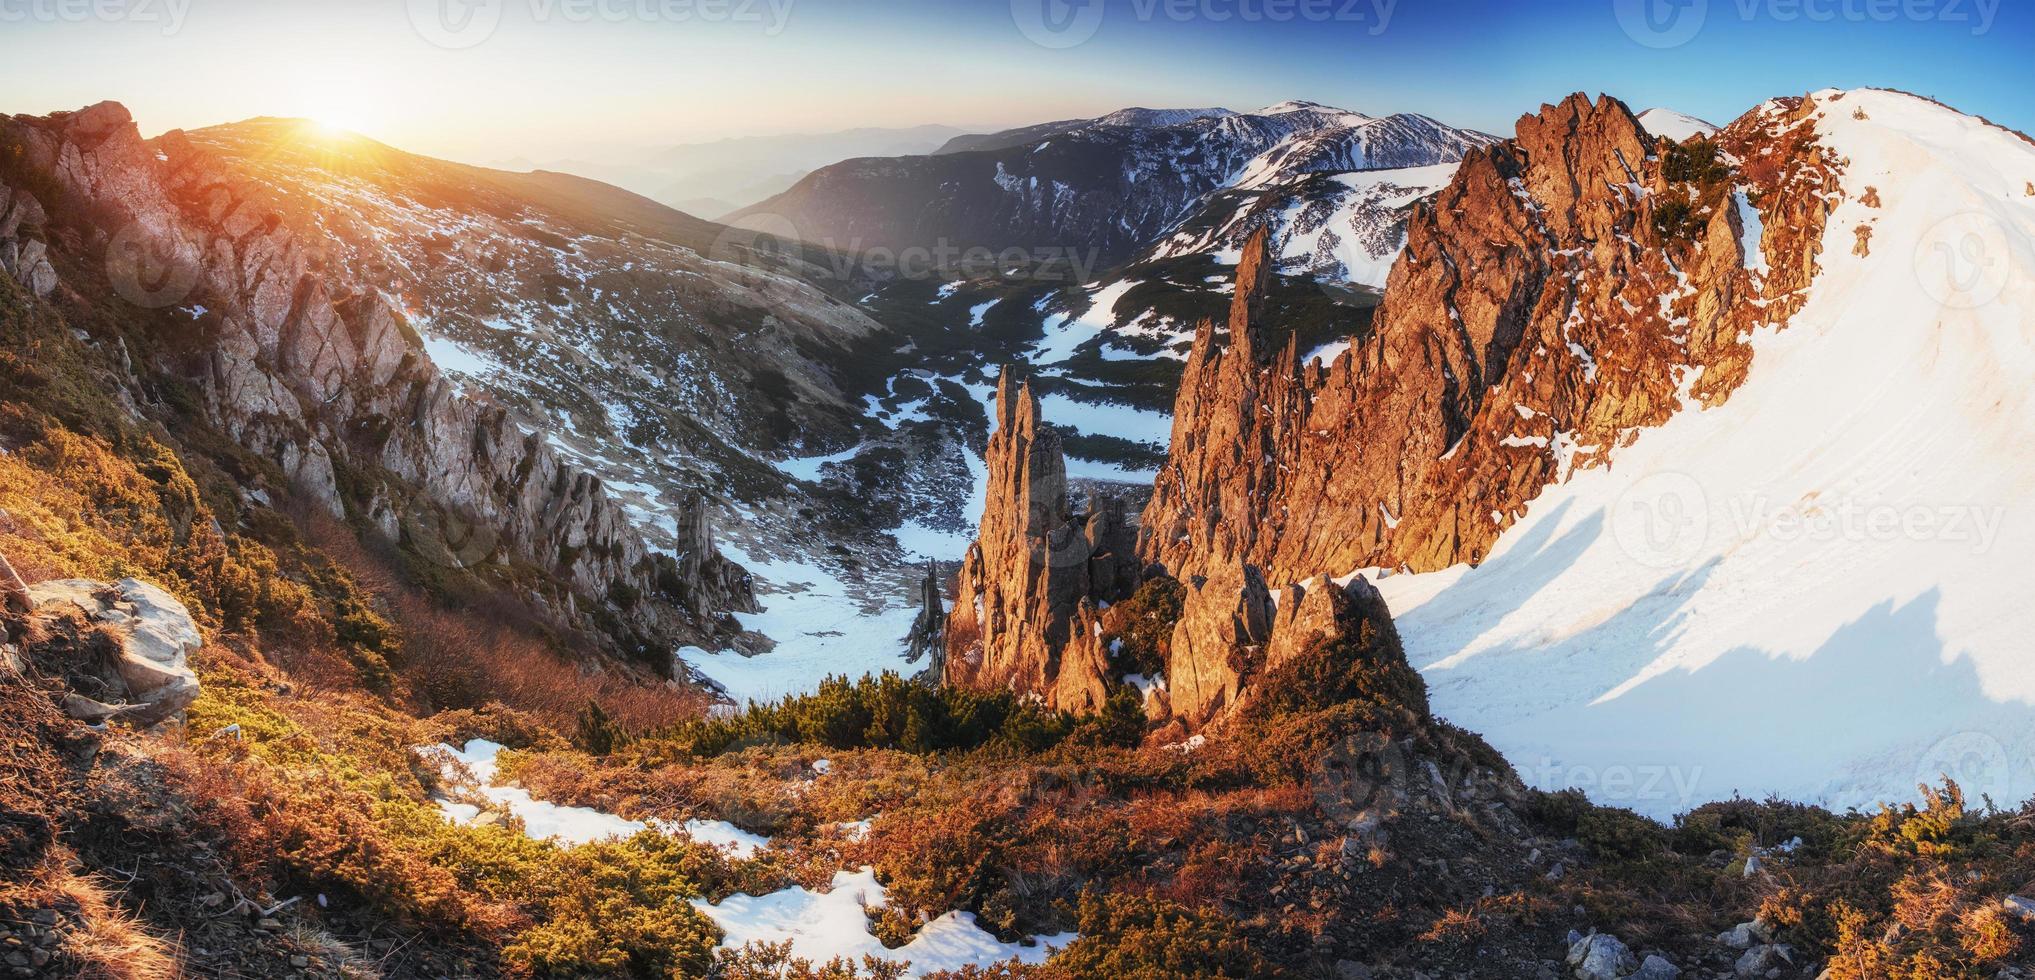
[{"left": 731, "top": 101, "right": 1496, "bottom": 276}]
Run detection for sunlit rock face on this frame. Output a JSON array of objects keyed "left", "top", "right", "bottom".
[
  {"left": 942, "top": 367, "right": 1140, "bottom": 713},
  {"left": 1141, "top": 94, "right": 1838, "bottom": 588}
]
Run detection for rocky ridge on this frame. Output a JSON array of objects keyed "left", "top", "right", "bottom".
[
  {"left": 1141, "top": 93, "right": 1843, "bottom": 587},
  {"left": 0, "top": 102, "right": 755, "bottom": 663},
  {"left": 940, "top": 367, "right": 1140, "bottom": 713}
]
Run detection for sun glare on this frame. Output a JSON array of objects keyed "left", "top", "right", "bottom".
[{"left": 286, "top": 70, "right": 383, "bottom": 139}]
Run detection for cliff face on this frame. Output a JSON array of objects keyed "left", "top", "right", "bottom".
[
  {"left": 0, "top": 103, "right": 753, "bottom": 662},
  {"left": 1142, "top": 93, "right": 1841, "bottom": 586},
  {"left": 941, "top": 368, "right": 1139, "bottom": 712},
  {"left": 1162, "top": 570, "right": 1405, "bottom": 726}
]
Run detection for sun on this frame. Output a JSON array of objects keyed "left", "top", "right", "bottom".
[
  {"left": 286, "top": 72, "right": 384, "bottom": 138},
  {"left": 300, "top": 99, "right": 364, "bottom": 136}
]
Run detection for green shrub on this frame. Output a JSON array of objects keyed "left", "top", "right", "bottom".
[
  {"left": 502, "top": 832, "right": 725, "bottom": 978},
  {"left": 575, "top": 699, "right": 628, "bottom": 755},
  {"left": 642, "top": 672, "right": 1082, "bottom": 760},
  {"left": 1102, "top": 577, "right": 1183, "bottom": 678},
  {"left": 1243, "top": 619, "right": 1428, "bottom": 721},
  {"left": 1662, "top": 137, "right": 1731, "bottom": 186},
  {"left": 1049, "top": 891, "right": 1280, "bottom": 979}
]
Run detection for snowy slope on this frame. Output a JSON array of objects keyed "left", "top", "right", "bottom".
[
  {"left": 1150, "top": 163, "right": 1460, "bottom": 288},
  {"left": 1637, "top": 108, "right": 1721, "bottom": 141},
  {"left": 1371, "top": 89, "right": 2035, "bottom": 820}
]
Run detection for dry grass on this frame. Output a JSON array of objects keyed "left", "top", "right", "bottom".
[{"left": 42, "top": 870, "right": 182, "bottom": 980}]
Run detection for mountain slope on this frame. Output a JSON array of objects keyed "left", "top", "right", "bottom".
[
  {"left": 0, "top": 103, "right": 915, "bottom": 669},
  {"left": 1372, "top": 89, "right": 2035, "bottom": 818}
]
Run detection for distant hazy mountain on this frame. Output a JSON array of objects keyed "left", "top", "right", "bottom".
[{"left": 498, "top": 123, "right": 974, "bottom": 218}]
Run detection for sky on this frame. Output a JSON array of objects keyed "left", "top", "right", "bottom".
[{"left": 1, "top": 0, "right": 2029, "bottom": 165}]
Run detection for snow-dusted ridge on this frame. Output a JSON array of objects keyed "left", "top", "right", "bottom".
[
  {"left": 1636, "top": 107, "right": 1721, "bottom": 142},
  {"left": 1372, "top": 89, "right": 2035, "bottom": 820}
]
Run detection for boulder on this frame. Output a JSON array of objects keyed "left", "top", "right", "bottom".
[
  {"left": 2002, "top": 894, "right": 2035, "bottom": 921},
  {"left": 1566, "top": 932, "right": 1637, "bottom": 980},
  {"left": 1630, "top": 955, "right": 1680, "bottom": 980},
  {"left": 1733, "top": 943, "right": 1793, "bottom": 978},
  {"left": 27, "top": 578, "right": 203, "bottom": 726},
  {"left": 1717, "top": 917, "right": 1772, "bottom": 949}
]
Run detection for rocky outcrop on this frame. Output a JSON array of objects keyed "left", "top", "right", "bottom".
[
  {"left": 1141, "top": 93, "right": 1843, "bottom": 586},
  {"left": 1164, "top": 570, "right": 1403, "bottom": 727},
  {"left": 15, "top": 578, "right": 203, "bottom": 726},
  {"left": 0, "top": 184, "right": 57, "bottom": 299},
  {"left": 0, "top": 102, "right": 754, "bottom": 663},
  {"left": 942, "top": 368, "right": 1139, "bottom": 712}
]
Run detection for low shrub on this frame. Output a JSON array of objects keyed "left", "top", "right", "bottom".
[{"left": 642, "top": 672, "right": 1082, "bottom": 759}]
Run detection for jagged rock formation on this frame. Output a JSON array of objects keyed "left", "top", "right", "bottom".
[
  {"left": 1142, "top": 93, "right": 1842, "bottom": 586},
  {"left": 942, "top": 368, "right": 1139, "bottom": 712},
  {"left": 904, "top": 560, "right": 946, "bottom": 669},
  {"left": 0, "top": 185, "right": 56, "bottom": 299},
  {"left": 6, "top": 576, "right": 203, "bottom": 726},
  {"left": 0, "top": 103, "right": 755, "bottom": 662}
]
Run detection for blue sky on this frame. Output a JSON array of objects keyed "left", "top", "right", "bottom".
[{"left": 0, "top": 0, "right": 2027, "bottom": 163}]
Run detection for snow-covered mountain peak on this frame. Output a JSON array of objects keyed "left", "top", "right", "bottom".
[
  {"left": 1636, "top": 107, "right": 1721, "bottom": 141},
  {"left": 1255, "top": 99, "right": 1355, "bottom": 116},
  {"left": 1094, "top": 106, "right": 1237, "bottom": 129}
]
